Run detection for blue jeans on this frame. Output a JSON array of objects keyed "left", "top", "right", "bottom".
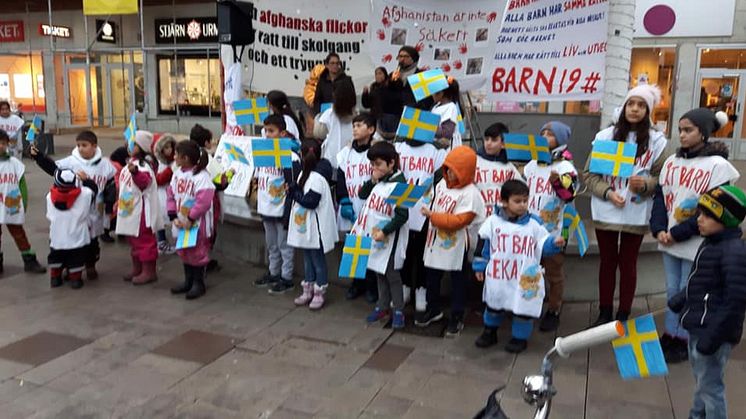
[
  {"left": 662, "top": 253, "right": 692, "bottom": 339},
  {"left": 303, "top": 248, "right": 328, "bottom": 286},
  {"left": 688, "top": 335, "right": 732, "bottom": 419}
]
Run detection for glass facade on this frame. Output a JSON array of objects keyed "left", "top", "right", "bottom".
[{"left": 157, "top": 52, "right": 221, "bottom": 117}]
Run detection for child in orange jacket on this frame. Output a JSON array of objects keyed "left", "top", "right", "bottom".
[{"left": 415, "top": 146, "right": 486, "bottom": 336}]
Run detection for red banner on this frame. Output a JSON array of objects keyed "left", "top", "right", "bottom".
[{"left": 0, "top": 21, "right": 24, "bottom": 43}]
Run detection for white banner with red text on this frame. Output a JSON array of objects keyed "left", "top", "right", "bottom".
[{"left": 488, "top": 0, "right": 609, "bottom": 101}]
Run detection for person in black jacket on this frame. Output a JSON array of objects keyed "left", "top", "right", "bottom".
[
  {"left": 312, "top": 53, "right": 355, "bottom": 116},
  {"left": 389, "top": 46, "right": 434, "bottom": 111},
  {"left": 668, "top": 184, "right": 746, "bottom": 419},
  {"left": 361, "top": 67, "right": 403, "bottom": 140}
]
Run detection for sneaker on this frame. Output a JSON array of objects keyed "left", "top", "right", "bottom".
[
  {"left": 392, "top": 310, "right": 405, "bottom": 329},
  {"left": 414, "top": 308, "right": 444, "bottom": 327},
  {"left": 539, "top": 311, "right": 560, "bottom": 332},
  {"left": 505, "top": 338, "right": 528, "bottom": 353},
  {"left": 254, "top": 272, "right": 280, "bottom": 287},
  {"left": 475, "top": 328, "right": 498, "bottom": 348},
  {"left": 50, "top": 277, "right": 63, "bottom": 288},
  {"left": 346, "top": 281, "right": 366, "bottom": 300},
  {"left": 415, "top": 287, "right": 427, "bottom": 312},
  {"left": 445, "top": 313, "right": 464, "bottom": 337},
  {"left": 157, "top": 241, "right": 175, "bottom": 255},
  {"left": 70, "top": 279, "right": 84, "bottom": 290},
  {"left": 268, "top": 280, "right": 294, "bottom": 295},
  {"left": 366, "top": 307, "right": 389, "bottom": 323}
]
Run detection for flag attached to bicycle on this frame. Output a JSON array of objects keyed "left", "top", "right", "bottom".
[
  {"left": 251, "top": 138, "right": 293, "bottom": 168},
  {"left": 589, "top": 140, "right": 637, "bottom": 178},
  {"left": 396, "top": 106, "right": 440, "bottom": 143},
  {"left": 612, "top": 314, "right": 668, "bottom": 380},
  {"left": 562, "top": 205, "right": 589, "bottom": 257},
  {"left": 385, "top": 182, "right": 429, "bottom": 208},
  {"left": 407, "top": 69, "right": 449, "bottom": 102},
  {"left": 503, "top": 134, "right": 551, "bottom": 163},
  {"left": 339, "top": 234, "right": 372, "bottom": 279},
  {"left": 233, "top": 98, "right": 270, "bottom": 126},
  {"left": 26, "top": 116, "right": 42, "bottom": 143},
  {"left": 124, "top": 113, "right": 137, "bottom": 153},
  {"left": 223, "top": 142, "right": 250, "bottom": 166}
]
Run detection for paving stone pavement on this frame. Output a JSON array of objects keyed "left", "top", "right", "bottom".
[{"left": 0, "top": 134, "right": 743, "bottom": 418}]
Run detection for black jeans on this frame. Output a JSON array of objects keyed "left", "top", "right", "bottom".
[{"left": 426, "top": 253, "right": 469, "bottom": 315}]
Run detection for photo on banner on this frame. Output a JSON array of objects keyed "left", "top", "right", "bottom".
[
  {"left": 369, "top": 0, "right": 506, "bottom": 91},
  {"left": 489, "top": 0, "right": 609, "bottom": 101}
]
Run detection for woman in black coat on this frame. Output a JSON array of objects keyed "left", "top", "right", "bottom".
[{"left": 361, "top": 67, "right": 403, "bottom": 140}]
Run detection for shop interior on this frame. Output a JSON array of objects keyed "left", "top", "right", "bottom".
[{"left": 0, "top": 53, "right": 46, "bottom": 114}]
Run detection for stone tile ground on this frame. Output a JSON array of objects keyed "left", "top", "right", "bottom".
[{"left": 0, "top": 133, "right": 742, "bottom": 418}]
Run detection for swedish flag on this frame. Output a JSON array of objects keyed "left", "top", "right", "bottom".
[
  {"left": 396, "top": 106, "right": 440, "bottom": 143},
  {"left": 123, "top": 113, "right": 137, "bottom": 153},
  {"left": 562, "top": 205, "right": 588, "bottom": 257},
  {"left": 234, "top": 98, "right": 270, "bottom": 126},
  {"left": 26, "top": 115, "right": 42, "bottom": 143},
  {"left": 456, "top": 110, "right": 466, "bottom": 135},
  {"left": 589, "top": 140, "right": 637, "bottom": 178},
  {"left": 612, "top": 314, "right": 668, "bottom": 380},
  {"left": 385, "top": 182, "right": 429, "bottom": 208},
  {"left": 503, "top": 134, "right": 551, "bottom": 163},
  {"left": 175, "top": 224, "right": 199, "bottom": 250},
  {"left": 407, "top": 69, "right": 449, "bottom": 102},
  {"left": 223, "top": 142, "right": 249, "bottom": 166},
  {"left": 339, "top": 234, "right": 372, "bottom": 279},
  {"left": 251, "top": 138, "right": 293, "bottom": 168},
  {"left": 320, "top": 102, "right": 333, "bottom": 114}
]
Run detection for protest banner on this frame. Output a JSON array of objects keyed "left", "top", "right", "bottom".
[
  {"left": 489, "top": 0, "right": 609, "bottom": 101},
  {"left": 223, "top": 62, "right": 245, "bottom": 136},
  {"left": 369, "top": 0, "right": 505, "bottom": 91},
  {"left": 214, "top": 135, "right": 255, "bottom": 198},
  {"left": 221, "top": 0, "right": 373, "bottom": 96}
]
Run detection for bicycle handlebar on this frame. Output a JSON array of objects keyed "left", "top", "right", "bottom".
[{"left": 553, "top": 321, "right": 624, "bottom": 358}]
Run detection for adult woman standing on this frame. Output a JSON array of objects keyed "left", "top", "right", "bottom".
[
  {"left": 362, "top": 67, "right": 403, "bottom": 140},
  {"left": 584, "top": 84, "right": 668, "bottom": 325}
]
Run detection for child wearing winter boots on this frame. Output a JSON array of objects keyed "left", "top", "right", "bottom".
[
  {"left": 46, "top": 169, "right": 97, "bottom": 289},
  {"left": 153, "top": 133, "right": 179, "bottom": 254},
  {"left": 167, "top": 140, "right": 215, "bottom": 300},
  {"left": 287, "top": 140, "right": 337, "bottom": 310},
  {"left": 668, "top": 185, "right": 746, "bottom": 419},
  {"left": 524, "top": 121, "right": 578, "bottom": 332},
  {"left": 337, "top": 112, "right": 378, "bottom": 302},
  {"left": 117, "top": 131, "right": 160, "bottom": 285},
  {"left": 358, "top": 141, "right": 409, "bottom": 328},
  {"left": 415, "top": 146, "right": 486, "bottom": 336},
  {"left": 472, "top": 180, "right": 565, "bottom": 353},
  {"left": 32, "top": 130, "right": 116, "bottom": 279},
  {"left": 474, "top": 123, "right": 522, "bottom": 217},
  {"left": 0, "top": 129, "right": 45, "bottom": 274}
]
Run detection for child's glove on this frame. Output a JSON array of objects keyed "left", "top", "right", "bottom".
[{"left": 339, "top": 198, "right": 356, "bottom": 222}]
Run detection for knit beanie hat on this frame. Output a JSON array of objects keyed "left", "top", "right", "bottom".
[
  {"left": 624, "top": 84, "right": 662, "bottom": 117},
  {"left": 540, "top": 121, "right": 571, "bottom": 146},
  {"left": 680, "top": 108, "right": 729, "bottom": 141},
  {"left": 399, "top": 45, "right": 420, "bottom": 63},
  {"left": 54, "top": 169, "right": 77, "bottom": 189},
  {"left": 698, "top": 185, "right": 746, "bottom": 228},
  {"left": 134, "top": 130, "right": 154, "bottom": 154}
]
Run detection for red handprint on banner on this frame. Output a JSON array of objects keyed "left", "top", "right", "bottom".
[
  {"left": 487, "top": 12, "right": 498, "bottom": 23},
  {"left": 377, "top": 29, "right": 386, "bottom": 40},
  {"left": 382, "top": 54, "right": 393, "bottom": 64},
  {"left": 420, "top": 65, "right": 431, "bottom": 71},
  {"left": 415, "top": 42, "right": 425, "bottom": 52},
  {"left": 453, "top": 60, "right": 463, "bottom": 70},
  {"left": 441, "top": 63, "right": 451, "bottom": 72},
  {"left": 459, "top": 43, "right": 468, "bottom": 54},
  {"left": 381, "top": 17, "right": 391, "bottom": 28}
]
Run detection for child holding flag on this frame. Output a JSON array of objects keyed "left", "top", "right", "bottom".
[
  {"left": 395, "top": 128, "right": 447, "bottom": 312},
  {"left": 313, "top": 79, "right": 356, "bottom": 170},
  {"left": 474, "top": 122, "right": 522, "bottom": 217},
  {"left": 167, "top": 140, "right": 215, "bottom": 300},
  {"left": 255, "top": 115, "right": 301, "bottom": 295},
  {"left": 288, "top": 140, "right": 337, "bottom": 310},
  {"left": 416, "top": 146, "right": 486, "bottom": 336},
  {"left": 472, "top": 180, "right": 565, "bottom": 353},
  {"left": 336, "top": 112, "right": 377, "bottom": 302},
  {"left": 357, "top": 141, "right": 409, "bottom": 328},
  {"left": 668, "top": 185, "right": 746, "bottom": 419},
  {"left": 524, "top": 121, "right": 578, "bottom": 332},
  {"left": 33, "top": 131, "right": 117, "bottom": 280},
  {"left": 116, "top": 131, "right": 160, "bottom": 285},
  {"left": 431, "top": 78, "right": 463, "bottom": 151},
  {"left": 650, "top": 108, "right": 739, "bottom": 363},
  {"left": 0, "top": 129, "right": 45, "bottom": 274},
  {"left": 584, "top": 84, "right": 668, "bottom": 325}
]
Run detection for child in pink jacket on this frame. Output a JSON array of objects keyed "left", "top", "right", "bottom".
[{"left": 167, "top": 140, "right": 215, "bottom": 300}]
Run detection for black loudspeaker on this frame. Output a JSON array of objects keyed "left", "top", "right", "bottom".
[{"left": 217, "top": 0, "right": 255, "bottom": 45}]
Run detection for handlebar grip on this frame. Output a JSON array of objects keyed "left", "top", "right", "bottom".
[{"left": 554, "top": 321, "right": 625, "bottom": 358}]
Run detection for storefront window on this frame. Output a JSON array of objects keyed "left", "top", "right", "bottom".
[
  {"left": 157, "top": 52, "right": 221, "bottom": 117},
  {"left": 628, "top": 47, "right": 676, "bottom": 135},
  {"left": 0, "top": 53, "right": 46, "bottom": 114},
  {"left": 700, "top": 48, "right": 746, "bottom": 70}
]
